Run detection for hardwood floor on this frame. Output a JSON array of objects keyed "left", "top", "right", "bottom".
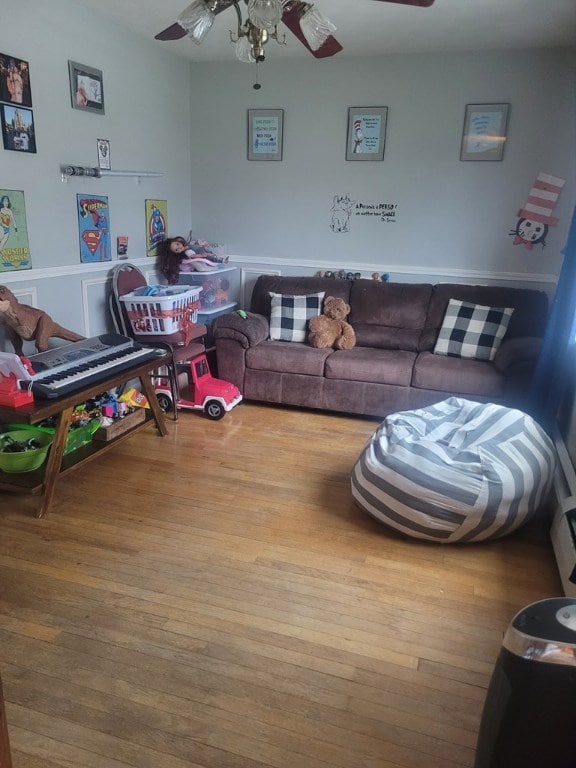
[{"left": 0, "top": 402, "right": 562, "bottom": 768}]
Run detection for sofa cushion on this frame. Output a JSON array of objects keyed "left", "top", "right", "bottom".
[
  {"left": 325, "top": 347, "right": 417, "bottom": 386},
  {"left": 413, "top": 351, "right": 505, "bottom": 397},
  {"left": 348, "top": 280, "right": 433, "bottom": 351},
  {"left": 269, "top": 291, "right": 324, "bottom": 342},
  {"left": 246, "top": 340, "right": 332, "bottom": 376},
  {"left": 420, "top": 283, "right": 548, "bottom": 351},
  {"left": 433, "top": 299, "right": 514, "bottom": 361},
  {"left": 251, "top": 275, "right": 351, "bottom": 318}
]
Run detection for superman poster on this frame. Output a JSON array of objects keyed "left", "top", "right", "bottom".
[
  {"left": 0, "top": 189, "right": 31, "bottom": 272},
  {"left": 77, "top": 194, "right": 111, "bottom": 263}
]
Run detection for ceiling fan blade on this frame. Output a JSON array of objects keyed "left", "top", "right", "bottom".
[
  {"left": 155, "top": 22, "right": 187, "bottom": 41},
  {"left": 281, "top": 4, "right": 343, "bottom": 59},
  {"left": 372, "top": 0, "right": 435, "bottom": 6}
]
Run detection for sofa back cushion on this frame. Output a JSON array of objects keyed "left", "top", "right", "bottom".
[
  {"left": 420, "top": 284, "right": 549, "bottom": 351},
  {"left": 251, "top": 276, "right": 351, "bottom": 318},
  {"left": 349, "top": 280, "right": 433, "bottom": 351}
]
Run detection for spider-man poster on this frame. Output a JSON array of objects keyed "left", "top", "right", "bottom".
[{"left": 77, "top": 194, "right": 111, "bottom": 263}]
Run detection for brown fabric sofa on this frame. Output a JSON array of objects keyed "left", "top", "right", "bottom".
[{"left": 212, "top": 275, "right": 549, "bottom": 418}]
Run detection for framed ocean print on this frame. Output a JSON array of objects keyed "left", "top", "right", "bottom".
[
  {"left": 346, "top": 107, "right": 387, "bottom": 161},
  {"left": 460, "top": 103, "right": 509, "bottom": 161},
  {"left": 68, "top": 60, "right": 105, "bottom": 114},
  {"left": 247, "top": 109, "right": 284, "bottom": 161}
]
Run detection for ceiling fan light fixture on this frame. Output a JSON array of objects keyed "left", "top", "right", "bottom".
[
  {"left": 235, "top": 35, "right": 256, "bottom": 63},
  {"left": 298, "top": 5, "right": 336, "bottom": 51},
  {"left": 177, "top": 0, "right": 215, "bottom": 43},
  {"left": 247, "top": 0, "right": 283, "bottom": 31}
]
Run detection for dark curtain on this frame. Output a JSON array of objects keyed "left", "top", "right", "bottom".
[{"left": 527, "top": 205, "right": 576, "bottom": 432}]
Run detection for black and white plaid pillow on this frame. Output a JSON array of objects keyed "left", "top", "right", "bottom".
[
  {"left": 434, "top": 299, "right": 514, "bottom": 361},
  {"left": 269, "top": 292, "right": 325, "bottom": 342}
]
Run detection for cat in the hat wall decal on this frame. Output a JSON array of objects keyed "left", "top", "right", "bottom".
[{"left": 510, "top": 172, "right": 565, "bottom": 250}]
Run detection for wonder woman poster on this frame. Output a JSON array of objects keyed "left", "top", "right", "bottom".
[{"left": 0, "top": 189, "right": 31, "bottom": 272}]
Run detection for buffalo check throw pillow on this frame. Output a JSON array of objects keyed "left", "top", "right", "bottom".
[
  {"left": 434, "top": 299, "right": 514, "bottom": 361},
  {"left": 269, "top": 292, "right": 325, "bottom": 342}
]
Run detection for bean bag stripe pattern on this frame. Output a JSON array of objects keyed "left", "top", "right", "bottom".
[{"left": 351, "top": 398, "right": 556, "bottom": 543}]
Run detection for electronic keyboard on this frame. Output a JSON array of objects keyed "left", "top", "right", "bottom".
[{"left": 22, "top": 333, "right": 164, "bottom": 399}]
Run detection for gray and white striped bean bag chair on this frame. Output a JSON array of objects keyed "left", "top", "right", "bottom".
[{"left": 351, "top": 398, "right": 556, "bottom": 543}]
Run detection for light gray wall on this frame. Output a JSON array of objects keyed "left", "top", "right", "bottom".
[
  {"left": 188, "top": 48, "right": 575, "bottom": 286},
  {"left": 0, "top": 0, "right": 575, "bottom": 354}
]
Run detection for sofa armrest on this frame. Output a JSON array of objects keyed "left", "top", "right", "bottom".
[
  {"left": 494, "top": 337, "right": 543, "bottom": 374},
  {"left": 212, "top": 311, "right": 269, "bottom": 349}
]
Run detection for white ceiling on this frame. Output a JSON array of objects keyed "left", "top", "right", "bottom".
[{"left": 73, "top": 0, "right": 576, "bottom": 62}]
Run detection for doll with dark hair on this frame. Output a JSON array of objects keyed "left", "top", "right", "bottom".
[{"left": 155, "top": 236, "right": 228, "bottom": 285}]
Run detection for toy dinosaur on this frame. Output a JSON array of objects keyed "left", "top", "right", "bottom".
[{"left": 0, "top": 285, "right": 85, "bottom": 355}]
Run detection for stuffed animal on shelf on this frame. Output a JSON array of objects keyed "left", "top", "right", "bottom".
[
  {"left": 308, "top": 295, "right": 356, "bottom": 350},
  {"left": 0, "top": 285, "right": 85, "bottom": 355}
]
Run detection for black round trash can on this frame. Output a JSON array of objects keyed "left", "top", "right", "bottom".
[{"left": 474, "top": 597, "right": 576, "bottom": 768}]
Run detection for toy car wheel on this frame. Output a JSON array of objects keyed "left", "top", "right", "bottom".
[
  {"left": 204, "top": 400, "right": 225, "bottom": 420},
  {"left": 156, "top": 393, "right": 173, "bottom": 412}
]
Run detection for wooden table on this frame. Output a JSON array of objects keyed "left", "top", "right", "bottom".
[
  {"left": 0, "top": 674, "right": 12, "bottom": 768},
  {"left": 0, "top": 353, "right": 169, "bottom": 518}
]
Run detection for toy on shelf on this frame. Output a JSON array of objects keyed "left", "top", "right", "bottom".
[
  {"left": 0, "top": 352, "right": 34, "bottom": 407},
  {"left": 315, "top": 270, "right": 362, "bottom": 280}
]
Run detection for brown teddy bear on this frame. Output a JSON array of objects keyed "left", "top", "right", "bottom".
[{"left": 308, "top": 295, "right": 356, "bottom": 350}]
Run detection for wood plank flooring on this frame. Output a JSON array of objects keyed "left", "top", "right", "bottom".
[{"left": 0, "top": 402, "right": 563, "bottom": 768}]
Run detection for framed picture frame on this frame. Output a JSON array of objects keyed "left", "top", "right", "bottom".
[
  {"left": 0, "top": 53, "right": 32, "bottom": 107},
  {"left": 97, "top": 138, "right": 111, "bottom": 170},
  {"left": 247, "top": 108, "right": 283, "bottom": 161},
  {"left": 68, "top": 60, "right": 105, "bottom": 115},
  {"left": 0, "top": 104, "right": 36, "bottom": 153},
  {"left": 346, "top": 107, "right": 387, "bottom": 161},
  {"left": 460, "top": 103, "right": 509, "bottom": 161}
]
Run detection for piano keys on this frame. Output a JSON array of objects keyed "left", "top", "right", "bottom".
[{"left": 22, "top": 333, "right": 166, "bottom": 399}]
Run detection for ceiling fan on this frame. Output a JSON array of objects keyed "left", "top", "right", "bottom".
[{"left": 155, "top": 0, "right": 435, "bottom": 64}]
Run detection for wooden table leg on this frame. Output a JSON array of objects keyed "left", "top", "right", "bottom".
[
  {"left": 0, "top": 675, "right": 13, "bottom": 768},
  {"left": 139, "top": 372, "right": 168, "bottom": 437},
  {"left": 36, "top": 405, "right": 74, "bottom": 519}
]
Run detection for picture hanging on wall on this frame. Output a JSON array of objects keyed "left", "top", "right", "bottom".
[
  {"left": 68, "top": 60, "right": 105, "bottom": 114},
  {"left": 346, "top": 107, "right": 387, "bottom": 161},
  {"left": 145, "top": 199, "right": 167, "bottom": 257},
  {"left": 97, "top": 138, "right": 111, "bottom": 170},
  {"left": 0, "top": 104, "right": 36, "bottom": 153},
  {"left": 460, "top": 103, "right": 509, "bottom": 161},
  {"left": 0, "top": 53, "right": 32, "bottom": 107},
  {"left": 0, "top": 189, "right": 31, "bottom": 272},
  {"left": 247, "top": 109, "right": 284, "bottom": 161},
  {"left": 77, "top": 194, "right": 111, "bottom": 263}
]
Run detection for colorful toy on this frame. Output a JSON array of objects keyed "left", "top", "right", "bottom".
[
  {"left": 153, "top": 353, "right": 242, "bottom": 420},
  {"left": 308, "top": 296, "right": 356, "bottom": 350}
]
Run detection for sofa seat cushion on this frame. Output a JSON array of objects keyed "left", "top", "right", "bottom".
[
  {"left": 325, "top": 347, "right": 417, "bottom": 386},
  {"left": 413, "top": 351, "right": 504, "bottom": 397},
  {"left": 246, "top": 341, "right": 332, "bottom": 377}
]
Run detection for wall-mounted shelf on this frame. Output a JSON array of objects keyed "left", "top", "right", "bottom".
[{"left": 60, "top": 165, "right": 162, "bottom": 182}]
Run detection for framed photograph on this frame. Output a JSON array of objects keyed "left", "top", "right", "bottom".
[
  {"left": 68, "top": 60, "right": 104, "bottom": 114},
  {"left": 247, "top": 108, "right": 283, "bottom": 161},
  {"left": 0, "top": 104, "right": 36, "bottom": 153},
  {"left": 346, "top": 107, "right": 387, "bottom": 161},
  {"left": 97, "top": 138, "right": 111, "bottom": 170},
  {"left": 460, "top": 103, "right": 509, "bottom": 161},
  {"left": 0, "top": 53, "right": 32, "bottom": 107}
]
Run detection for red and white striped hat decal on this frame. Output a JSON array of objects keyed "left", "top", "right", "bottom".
[{"left": 517, "top": 172, "right": 565, "bottom": 226}]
